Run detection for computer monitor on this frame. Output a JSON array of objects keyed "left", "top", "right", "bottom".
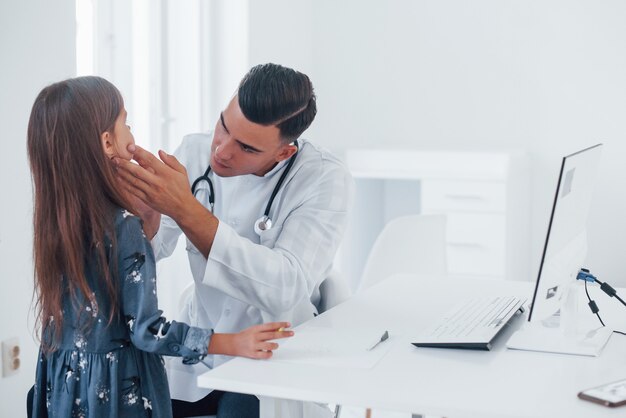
[
  {"left": 528, "top": 144, "right": 602, "bottom": 322},
  {"left": 507, "top": 144, "right": 612, "bottom": 356}
]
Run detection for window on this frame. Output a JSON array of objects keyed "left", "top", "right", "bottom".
[
  {"left": 76, "top": 0, "right": 250, "bottom": 317},
  {"left": 76, "top": 0, "right": 249, "bottom": 153}
]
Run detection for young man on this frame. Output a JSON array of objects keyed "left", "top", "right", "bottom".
[{"left": 116, "top": 63, "right": 353, "bottom": 417}]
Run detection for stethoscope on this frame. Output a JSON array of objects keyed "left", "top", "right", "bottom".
[{"left": 191, "top": 140, "right": 299, "bottom": 236}]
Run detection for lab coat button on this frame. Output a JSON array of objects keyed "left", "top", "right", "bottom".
[
  {"left": 230, "top": 219, "right": 239, "bottom": 226},
  {"left": 169, "top": 344, "right": 180, "bottom": 353}
]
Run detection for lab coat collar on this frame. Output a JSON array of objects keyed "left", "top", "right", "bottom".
[
  {"left": 261, "top": 158, "right": 290, "bottom": 178},
  {"left": 232, "top": 158, "right": 290, "bottom": 183},
  {"left": 208, "top": 157, "right": 289, "bottom": 185}
]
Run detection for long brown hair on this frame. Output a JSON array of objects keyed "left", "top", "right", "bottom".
[{"left": 27, "top": 76, "right": 132, "bottom": 352}]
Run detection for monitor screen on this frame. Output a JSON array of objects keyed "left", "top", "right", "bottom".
[{"left": 527, "top": 144, "right": 603, "bottom": 322}]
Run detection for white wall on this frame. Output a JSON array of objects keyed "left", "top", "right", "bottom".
[
  {"left": 0, "top": 0, "right": 75, "bottom": 415},
  {"left": 2, "top": 4, "right": 626, "bottom": 414},
  {"left": 248, "top": 0, "right": 626, "bottom": 285}
]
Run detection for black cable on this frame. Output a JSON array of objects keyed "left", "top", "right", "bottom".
[
  {"left": 595, "top": 278, "right": 626, "bottom": 308},
  {"left": 581, "top": 274, "right": 626, "bottom": 336},
  {"left": 584, "top": 280, "right": 605, "bottom": 326}
]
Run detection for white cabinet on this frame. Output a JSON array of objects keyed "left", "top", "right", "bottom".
[
  {"left": 444, "top": 212, "right": 506, "bottom": 277},
  {"left": 421, "top": 180, "right": 506, "bottom": 212},
  {"left": 339, "top": 149, "right": 529, "bottom": 290}
]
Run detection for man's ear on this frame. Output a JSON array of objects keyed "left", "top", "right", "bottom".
[
  {"left": 101, "top": 131, "right": 116, "bottom": 159},
  {"left": 276, "top": 143, "right": 298, "bottom": 162}
]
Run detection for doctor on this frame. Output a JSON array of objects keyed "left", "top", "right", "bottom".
[{"left": 116, "top": 63, "right": 353, "bottom": 418}]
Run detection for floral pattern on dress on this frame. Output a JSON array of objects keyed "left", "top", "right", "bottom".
[
  {"left": 31, "top": 209, "right": 213, "bottom": 418},
  {"left": 124, "top": 252, "right": 146, "bottom": 284},
  {"left": 86, "top": 292, "right": 99, "bottom": 318},
  {"left": 95, "top": 384, "right": 110, "bottom": 405}
]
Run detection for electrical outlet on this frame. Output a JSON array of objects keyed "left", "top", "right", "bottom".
[{"left": 2, "top": 338, "right": 20, "bottom": 377}]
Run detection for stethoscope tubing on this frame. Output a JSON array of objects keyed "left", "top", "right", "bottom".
[
  {"left": 191, "top": 140, "right": 299, "bottom": 229},
  {"left": 262, "top": 145, "right": 299, "bottom": 218},
  {"left": 191, "top": 165, "right": 215, "bottom": 210}
]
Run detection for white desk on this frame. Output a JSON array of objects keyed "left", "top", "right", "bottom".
[{"left": 198, "top": 275, "right": 626, "bottom": 417}]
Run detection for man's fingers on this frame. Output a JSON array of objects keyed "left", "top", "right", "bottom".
[
  {"left": 130, "top": 145, "right": 171, "bottom": 175},
  {"left": 116, "top": 163, "right": 148, "bottom": 190},
  {"left": 158, "top": 150, "right": 187, "bottom": 174},
  {"left": 120, "top": 180, "right": 150, "bottom": 205},
  {"left": 115, "top": 158, "right": 161, "bottom": 189},
  {"left": 117, "top": 170, "right": 157, "bottom": 201},
  {"left": 129, "top": 145, "right": 155, "bottom": 165}
]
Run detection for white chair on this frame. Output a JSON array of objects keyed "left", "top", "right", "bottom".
[
  {"left": 359, "top": 214, "right": 447, "bottom": 291},
  {"left": 317, "top": 269, "right": 352, "bottom": 314},
  {"left": 316, "top": 270, "right": 352, "bottom": 418},
  {"left": 353, "top": 214, "right": 446, "bottom": 418}
]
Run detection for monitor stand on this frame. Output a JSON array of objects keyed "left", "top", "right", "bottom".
[
  {"left": 506, "top": 322, "right": 613, "bottom": 357},
  {"left": 507, "top": 280, "right": 614, "bottom": 356}
]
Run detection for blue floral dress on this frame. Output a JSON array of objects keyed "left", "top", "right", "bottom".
[{"left": 32, "top": 209, "right": 213, "bottom": 418}]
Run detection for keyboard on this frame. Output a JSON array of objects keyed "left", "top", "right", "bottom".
[{"left": 412, "top": 296, "right": 526, "bottom": 350}]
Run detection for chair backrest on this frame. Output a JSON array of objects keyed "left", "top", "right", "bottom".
[
  {"left": 359, "top": 214, "right": 447, "bottom": 291},
  {"left": 317, "top": 270, "right": 352, "bottom": 314}
]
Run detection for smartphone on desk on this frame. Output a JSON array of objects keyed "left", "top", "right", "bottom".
[{"left": 578, "top": 379, "right": 626, "bottom": 407}]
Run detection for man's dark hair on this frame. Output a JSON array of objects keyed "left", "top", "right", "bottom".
[{"left": 238, "top": 63, "right": 317, "bottom": 143}]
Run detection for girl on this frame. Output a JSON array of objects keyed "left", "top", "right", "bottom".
[{"left": 27, "top": 76, "right": 292, "bottom": 417}]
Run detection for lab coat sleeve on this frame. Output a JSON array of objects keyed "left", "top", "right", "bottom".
[
  {"left": 150, "top": 214, "right": 183, "bottom": 262},
  {"left": 203, "top": 157, "right": 354, "bottom": 316}
]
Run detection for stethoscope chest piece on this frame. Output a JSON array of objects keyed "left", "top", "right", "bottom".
[{"left": 254, "top": 215, "right": 272, "bottom": 235}]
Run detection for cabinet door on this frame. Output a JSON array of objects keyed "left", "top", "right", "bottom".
[
  {"left": 445, "top": 213, "right": 506, "bottom": 278},
  {"left": 422, "top": 180, "right": 506, "bottom": 213}
]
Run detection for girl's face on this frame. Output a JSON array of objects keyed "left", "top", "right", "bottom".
[{"left": 101, "top": 107, "right": 135, "bottom": 160}]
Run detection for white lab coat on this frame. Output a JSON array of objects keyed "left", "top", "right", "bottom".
[{"left": 152, "top": 133, "right": 352, "bottom": 415}]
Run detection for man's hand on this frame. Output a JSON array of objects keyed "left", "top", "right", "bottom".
[
  {"left": 119, "top": 181, "right": 161, "bottom": 239},
  {"left": 115, "top": 144, "right": 219, "bottom": 257},
  {"left": 115, "top": 145, "right": 196, "bottom": 218}
]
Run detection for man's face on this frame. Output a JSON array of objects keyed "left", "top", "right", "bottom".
[{"left": 210, "top": 96, "right": 296, "bottom": 177}]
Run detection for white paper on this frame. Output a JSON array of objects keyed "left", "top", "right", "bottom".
[{"left": 270, "top": 326, "right": 393, "bottom": 369}]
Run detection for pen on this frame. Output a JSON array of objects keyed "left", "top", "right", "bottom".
[{"left": 367, "top": 330, "right": 389, "bottom": 351}]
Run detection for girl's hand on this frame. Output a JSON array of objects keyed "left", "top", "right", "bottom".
[{"left": 209, "top": 322, "right": 294, "bottom": 359}]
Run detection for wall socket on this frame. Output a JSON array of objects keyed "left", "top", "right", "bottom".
[{"left": 2, "top": 338, "right": 20, "bottom": 378}]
